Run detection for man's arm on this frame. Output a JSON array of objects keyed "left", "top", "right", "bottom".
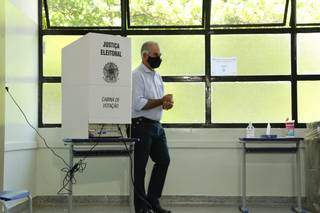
[
  {"left": 142, "top": 98, "right": 163, "bottom": 110},
  {"left": 132, "top": 72, "right": 173, "bottom": 111},
  {"left": 142, "top": 94, "right": 173, "bottom": 110}
]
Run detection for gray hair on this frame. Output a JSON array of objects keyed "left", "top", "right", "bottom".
[{"left": 140, "top": 41, "right": 159, "bottom": 58}]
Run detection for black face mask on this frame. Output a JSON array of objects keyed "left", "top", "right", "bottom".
[{"left": 147, "top": 55, "right": 162, "bottom": 69}]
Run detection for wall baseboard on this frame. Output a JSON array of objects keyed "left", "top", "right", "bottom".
[{"left": 33, "top": 195, "right": 305, "bottom": 207}]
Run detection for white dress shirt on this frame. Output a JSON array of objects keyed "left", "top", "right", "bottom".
[{"left": 132, "top": 63, "right": 164, "bottom": 121}]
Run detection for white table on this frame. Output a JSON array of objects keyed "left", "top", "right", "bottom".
[
  {"left": 63, "top": 138, "right": 138, "bottom": 213},
  {"left": 239, "top": 137, "right": 305, "bottom": 213}
]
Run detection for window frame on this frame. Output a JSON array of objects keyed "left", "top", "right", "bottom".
[{"left": 39, "top": 0, "right": 320, "bottom": 128}]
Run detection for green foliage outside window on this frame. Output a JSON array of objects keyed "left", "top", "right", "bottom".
[
  {"left": 44, "top": 0, "right": 319, "bottom": 27},
  {"left": 47, "top": 0, "right": 121, "bottom": 26},
  {"left": 129, "top": 0, "right": 202, "bottom": 26},
  {"left": 297, "top": 0, "right": 320, "bottom": 24},
  {"left": 211, "top": 0, "right": 287, "bottom": 25}
]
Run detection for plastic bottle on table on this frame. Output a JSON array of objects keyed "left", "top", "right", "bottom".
[
  {"left": 266, "top": 123, "right": 271, "bottom": 135},
  {"left": 246, "top": 122, "right": 255, "bottom": 138}
]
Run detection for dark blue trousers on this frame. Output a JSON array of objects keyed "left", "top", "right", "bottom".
[{"left": 131, "top": 117, "right": 170, "bottom": 211}]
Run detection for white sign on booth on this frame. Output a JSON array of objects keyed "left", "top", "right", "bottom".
[
  {"left": 88, "top": 86, "right": 131, "bottom": 124},
  {"left": 62, "top": 33, "right": 132, "bottom": 139},
  {"left": 89, "top": 33, "right": 131, "bottom": 87}
]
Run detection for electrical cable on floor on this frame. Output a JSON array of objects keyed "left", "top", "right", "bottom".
[{"left": 57, "top": 124, "right": 105, "bottom": 194}]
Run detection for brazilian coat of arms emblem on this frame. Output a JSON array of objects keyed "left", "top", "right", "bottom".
[{"left": 103, "top": 62, "right": 119, "bottom": 83}]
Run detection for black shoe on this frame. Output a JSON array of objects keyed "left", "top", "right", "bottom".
[
  {"left": 136, "top": 208, "right": 153, "bottom": 213},
  {"left": 153, "top": 205, "right": 171, "bottom": 213}
]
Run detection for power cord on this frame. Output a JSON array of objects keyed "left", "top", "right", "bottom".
[
  {"left": 57, "top": 124, "right": 105, "bottom": 194},
  {"left": 5, "top": 87, "right": 69, "bottom": 168},
  {"left": 6, "top": 86, "right": 154, "bottom": 209},
  {"left": 4, "top": 86, "right": 101, "bottom": 195}
]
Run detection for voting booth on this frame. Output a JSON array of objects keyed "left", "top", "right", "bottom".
[{"left": 62, "top": 33, "right": 132, "bottom": 139}]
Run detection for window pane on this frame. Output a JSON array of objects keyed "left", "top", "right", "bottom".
[
  {"left": 297, "top": 0, "right": 320, "bottom": 24},
  {"left": 42, "top": 0, "right": 47, "bottom": 29},
  {"left": 43, "top": 83, "right": 61, "bottom": 124},
  {"left": 47, "top": 0, "right": 121, "bottom": 27},
  {"left": 298, "top": 81, "right": 320, "bottom": 123},
  {"left": 42, "top": 82, "right": 205, "bottom": 124},
  {"left": 211, "top": 35, "right": 290, "bottom": 75},
  {"left": 43, "top": 36, "right": 80, "bottom": 76},
  {"left": 211, "top": 0, "right": 287, "bottom": 26},
  {"left": 129, "top": 0, "right": 202, "bottom": 26},
  {"left": 162, "top": 83, "right": 205, "bottom": 123},
  {"left": 297, "top": 33, "right": 320, "bottom": 75},
  {"left": 211, "top": 82, "right": 291, "bottom": 123},
  {"left": 131, "top": 35, "right": 204, "bottom": 76}
]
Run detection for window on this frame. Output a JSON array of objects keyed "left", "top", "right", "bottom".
[
  {"left": 43, "top": 83, "right": 61, "bottom": 124},
  {"left": 39, "top": 0, "right": 320, "bottom": 128},
  {"left": 211, "top": 0, "right": 289, "bottom": 27},
  {"left": 46, "top": 0, "right": 121, "bottom": 27},
  {"left": 44, "top": 36, "right": 80, "bottom": 76},
  {"left": 211, "top": 82, "right": 291, "bottom": 123},
  {"left": 297, "top": 33, "right": 320, "bottom": 75},
  {"left": 211, "top": 34, "right": 290, "bottom": 75},
  {"left": 162, "top": 83, "right": 205, "bottom": 123},
  {"left": 297, "top": 0, "right": 320, "bottom": 25},
  {"left": 298, "top": 81, "right": 320, "bottom": 123},
  {"left": 129, "top": 0, "right": 203, "bottom": 27},
  {"left": 42, "top": 0, "right": 47, "bottom": 29},
  {"left": 131, "top": 35, "right": 205, "bottom": 76}
]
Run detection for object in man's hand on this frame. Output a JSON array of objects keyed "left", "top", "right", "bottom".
[
  {"left": 163, "top": 94, "right": 173, "bottom": 102},
  {"left": 163, "top": 101, "right": 174, "bottom": 110}
]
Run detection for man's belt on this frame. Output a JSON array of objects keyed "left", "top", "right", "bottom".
[{"left": 132, "top": 117, "right": 159, "bottom": 124}]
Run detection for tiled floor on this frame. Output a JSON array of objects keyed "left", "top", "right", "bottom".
[{"left": 33, "top": 205, "right": 305, "bottom": 213}]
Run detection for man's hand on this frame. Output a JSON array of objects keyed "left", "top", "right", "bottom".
[
  {"left": 142, "top": 94, "right": 173, "bottom": 110},
  {"left": 162, "top": 94, "right": 174, "bottom": 110},
  {"left": 162, "top": 94, "right": 173, "bottom": 102},
  {"left": 163, "top": 101, "right": 174, "bottom": 110}
]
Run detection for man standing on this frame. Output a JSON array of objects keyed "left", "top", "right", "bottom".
[{"left": 131, "top": 41, "right": 173, "bottom": 213}]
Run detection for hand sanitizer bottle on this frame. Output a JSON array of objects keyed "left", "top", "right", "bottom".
[
  {"left": 246, "top": 122, "right": 255, "bottom": 138},
  {"left": 266, "top": 123, "right": 271, "bottom": 135}
]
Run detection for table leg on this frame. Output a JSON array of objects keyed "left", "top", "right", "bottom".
[
  {"left": 68, "top": 144, "right": 74, "bottom": 213},
  {"left": 28, "top": 194, "right": 33, "bottom": 213},
  {"left": 292, "top": 142, "right": 305, "bottom": 213},
  {"left": 129, "top": 144, "right": 135, "bottom": 213},
  {"left": 240, "top": 143, "right": 249, "bottom": 213}
]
